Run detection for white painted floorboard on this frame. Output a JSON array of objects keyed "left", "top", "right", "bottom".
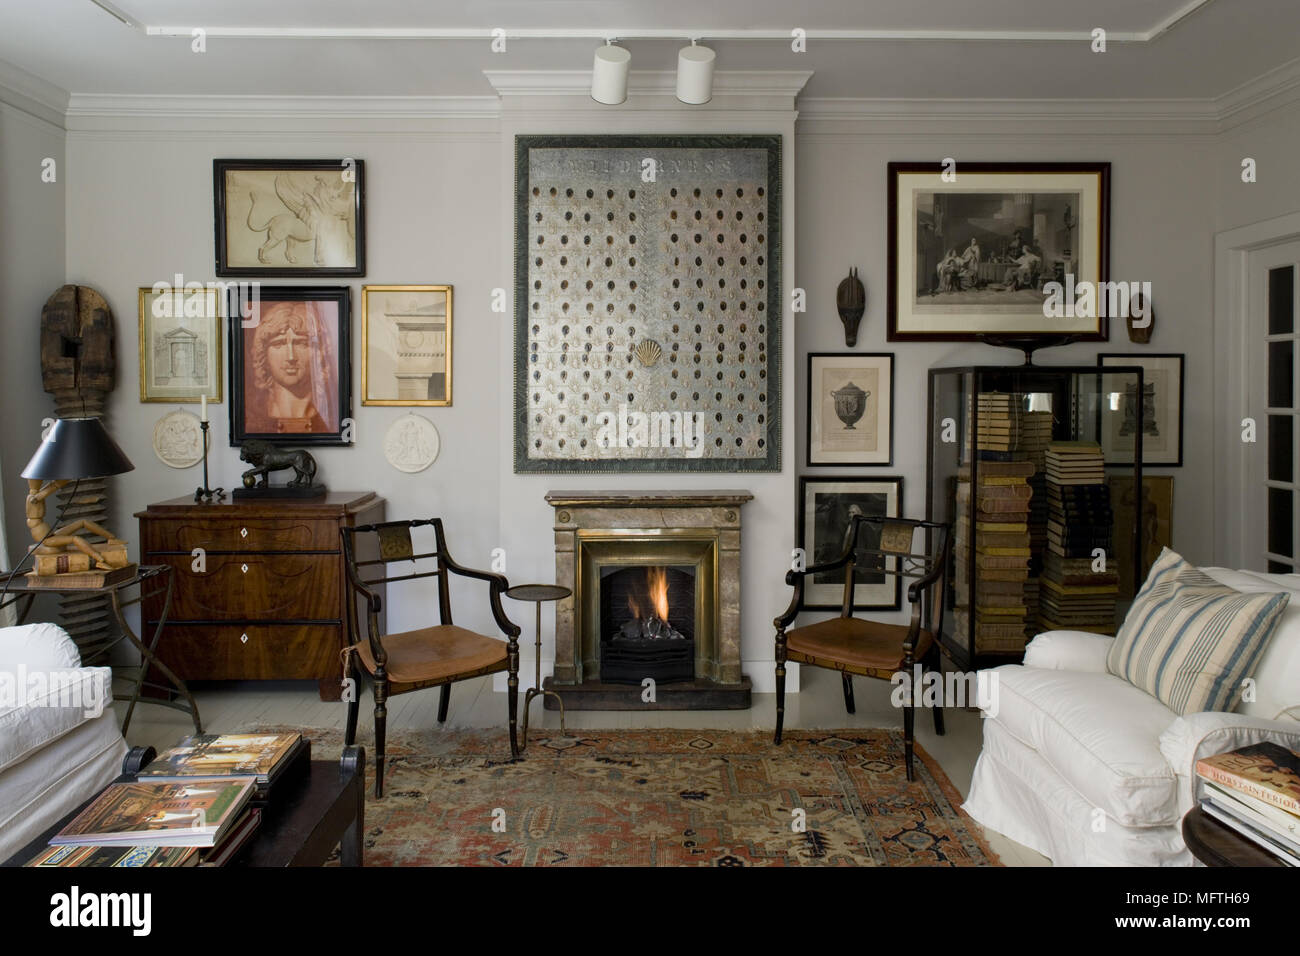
[{"left": 113, "top": 665, "right": 1049, "bottom": 867}]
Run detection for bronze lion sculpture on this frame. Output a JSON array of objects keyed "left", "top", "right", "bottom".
[{"left": 239, "top": 440, "right": 318, "bottom": 489}]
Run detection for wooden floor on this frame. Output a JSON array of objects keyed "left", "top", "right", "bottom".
[{"left": 113, "top": 665, "right": 1049, "bottom": 867}]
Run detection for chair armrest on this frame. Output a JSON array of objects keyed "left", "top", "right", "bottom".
[
  {"left": 442, "top": 558, "right": 520, "bottom": 640},
  {"left": 1159, "top": 711, "right": 1300, "bottom": 815},
  {"left": 1022, "top": 630, "right": 1114, "bottom": 672}
]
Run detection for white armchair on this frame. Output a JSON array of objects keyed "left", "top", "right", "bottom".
[
  {"left": 0, "top": 622, "right": 126, "bottom": 862},
  {"left": 963, "top": 568, "right": 1300, "bottom": 867}
]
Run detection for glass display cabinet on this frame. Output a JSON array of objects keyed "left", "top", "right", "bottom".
[{"left": 927, "top": 364, "right": 1145, "bottom": 671}]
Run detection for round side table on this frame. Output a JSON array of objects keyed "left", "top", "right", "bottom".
[{"left": 505, "top": 583, "right": 571, "bottom": 749}]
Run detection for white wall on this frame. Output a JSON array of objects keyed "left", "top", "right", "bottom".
[{"left": 0, "top": 100, "right": 65, "bottom": 570}]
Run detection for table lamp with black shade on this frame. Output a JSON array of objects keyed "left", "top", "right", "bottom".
[{"left": 20, "top": 417, "right": 136, "bottom": 587}]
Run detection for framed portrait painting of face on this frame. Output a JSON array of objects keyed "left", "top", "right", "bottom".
[{"left": 228, "top": 286, "right": 352, "bottom": 445}]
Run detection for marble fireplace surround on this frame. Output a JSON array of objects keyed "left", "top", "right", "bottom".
[{"left": 545, "top": 491, "right": 752, "bottom": 704}]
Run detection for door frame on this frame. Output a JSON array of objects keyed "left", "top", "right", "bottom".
[{"left": 1214, "top": 211, "right": 1300, "bottom": 568}]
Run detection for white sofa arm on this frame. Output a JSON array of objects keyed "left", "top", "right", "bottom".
[
  {"left": 1159, "top": 711, "right": 1300, "bottom": 816},
  {"left": 1022, "top": 630, "right": 1115, "bottom": 672},
  {"left": 0, "top": 623, "right": 81, "bottom": 671}
]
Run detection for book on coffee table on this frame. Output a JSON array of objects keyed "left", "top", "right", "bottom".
[
  {"left": 50, "top": 779, "right": 256, "bottom": 848},
  {"left": 138, "top": 733, "right": 304, "bottom": 787},
  {"left": 25, "top": 843, "right": 200, "bottom": 867}
]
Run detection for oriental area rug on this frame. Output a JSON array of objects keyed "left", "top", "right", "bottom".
[{"left": 269, "top": 727, "right": 1001, "bottom": 867}]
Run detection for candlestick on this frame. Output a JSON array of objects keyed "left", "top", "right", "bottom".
[
  {"left": 201, "top": 394, "right": 207, "bottom": 422},
  {"left": 194, "top": 419, "right": 225, "bottom": 502}
]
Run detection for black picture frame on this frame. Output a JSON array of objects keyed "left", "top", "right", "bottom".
[
  {"left": 214, "top": 159, "right": 365, "bottom": 278},
  {"left": 887, "top": 161, "right": 1111, "bottom": 342},
  {"left": 1097, "top": 352, "right": 1184, "bottom": 467},
  {"left": 797, "top": 476, "right": 904, "bottom": 610},
  {"left": 228, "top": 286, "right": 352, "bottom": 447},
  {"left": 806, "top": 352, "right": 895, "bottom": 466}
]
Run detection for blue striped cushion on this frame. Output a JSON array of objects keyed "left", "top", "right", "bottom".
[{"left": 1107, "top": 548, "right": 1290, "bottom": 714}]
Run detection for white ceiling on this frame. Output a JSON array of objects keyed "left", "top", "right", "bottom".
[{"left": 1, "top": 0, "right": 1298, "bottom": 102}]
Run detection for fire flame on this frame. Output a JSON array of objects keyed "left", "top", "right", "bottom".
[{"left": 627, "top": 566, "right": 671, "bottom": 622}]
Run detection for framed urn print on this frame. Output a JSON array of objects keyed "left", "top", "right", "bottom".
[
  {"left": 214, "top": 159, "right": 365, "bottom": 278},
  {"left": 807, "top": 352, "right": 893, "bottom": 466},
  {"left": 1098, "top": 353, "right": 1184, "bottom": 466},
  {"left": 138, "top": 286, "right": 222, "bottom": 403},
  {"left": 228, "top": 286, "right": 351, "bottom": 446},
  {"left": 887, "top": 162, "right": 1110, "bottom": 341},
  {"left": 361, "top": 285, "right": 452, "bottom": 405},
  {"left": 798, "top": 476, "right": 904, "bottom": 610}
]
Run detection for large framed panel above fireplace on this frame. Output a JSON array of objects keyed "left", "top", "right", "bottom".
[{"left": 545, "top": 491, "right": 752, "bottom": 710}]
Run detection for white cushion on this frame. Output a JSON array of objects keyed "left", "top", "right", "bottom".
[
  {"left": 0, "top": 666, "right": 113, "bottom": 773},
  {"left": 1023, "top": 630, "right": 1114, "bottom": 673},
  {"left": 988, "top": 665, "right": 1179, "bottom": 826},
  {"left": 1203, "top": 567, "right": 1300, "bottom": 720},
  {"left": 0, "top": 623, "right": 80, "bottom": 671},
  {"left": 1158, "top": 710, "right": 1300, "bottom": 816}
]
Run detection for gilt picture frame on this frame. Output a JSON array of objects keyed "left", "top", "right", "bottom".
[
  {"left": 361, "top": 285, "right": 453, "bottom": 406},
  {"left": 138, "top": 286, "right": 222, "bottom": 403}
]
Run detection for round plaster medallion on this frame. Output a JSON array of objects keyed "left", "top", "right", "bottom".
[
  {"left": 384, "top": 413, "right": 440, "bottom": 473},
  {"left": 153, "top": 409, "right": 204, "bottom": 469}
]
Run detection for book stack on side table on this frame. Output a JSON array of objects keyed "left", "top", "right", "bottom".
[
  {"left": 954, "top": 457, "right": 1034, "bottom": 654},
  {"left": 1196, "top": 742, "right": 1300, "bottom": 866},
  {"left": 24, "top": 732, "right": 305, "bottom": 868},
  {"left": 1038, "top": 441, "right": 1119, "bottom": 633}
]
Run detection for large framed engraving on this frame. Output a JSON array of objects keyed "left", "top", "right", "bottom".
[{"left": 513, "top": 135, "right": 782, "bottom": 472}]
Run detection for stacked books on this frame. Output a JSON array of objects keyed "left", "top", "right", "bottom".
[
  {"left": 27, "top": 732, "right": 304, "bottom": 867},
  {"left": 1197, "top": 742, "right": 1300, "bottom": 865},
  {"left": 1038, "top": 442, "right": 1118, "bottom": 633},
  {"left": 953, "top": 458, "right": 1034, "bottom": 653}
]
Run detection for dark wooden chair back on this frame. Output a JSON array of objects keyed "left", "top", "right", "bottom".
[
  {"left": 836, "top": 514, "right": 951, "bottom": 635},
  {"left": 339, "top": 518, "right": 457, "bottom": 649}
]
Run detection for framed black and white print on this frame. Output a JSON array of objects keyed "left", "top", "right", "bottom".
[
  {"left": 887, "top": 161, "right": 1110, "bottom": 341},
  {"left": 214, "top": 159, "right": 365, "bottom": 278},
  {"left": 807, "top": 352, "right": 893, "bottom": 466},
  {"left": 798, "top": 476, "right": 904, "bottom": 610},
  {"left": 1098, "top": 353, "right": 1184, "bottom": 466}
]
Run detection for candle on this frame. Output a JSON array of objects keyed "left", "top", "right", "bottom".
[{"left": 201, "top": 394, "right": 208, "bottom": 422}]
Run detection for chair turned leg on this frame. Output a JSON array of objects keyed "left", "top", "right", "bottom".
[
  {"left": 437, "top": 684, "right": 451, "bottom": 723},
  {"left": 841, "top": 672, "right": 856, "bottom": 715},
  {"left": 774, "top": 662, "right": 786, "bottom": 744},
  {"left": 373, "top": 676, "right": 388, "bottom": 798},
  {"left": 507, "top": 669, "right": 520, "bottom": 759},
  {"left": 929, "top": 648, "right": 946, "bottom": 736},
  {"left": 344, "top": 665, "right": 360, "bottom": 747},
  {"left": 903, "top": 695, "right": 916, "bottom": 782}
]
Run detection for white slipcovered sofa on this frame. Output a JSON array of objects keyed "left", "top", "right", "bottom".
[
  {"left": 963, "top": 567, "right": 1300, "bottom": 866},
  {"left": 0, "top": 622, "right": 126, "bottom": 861}
]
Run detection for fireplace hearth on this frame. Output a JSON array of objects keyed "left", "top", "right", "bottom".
[{"left": 544, "top": 490, "right": 752, "bottom": 710}]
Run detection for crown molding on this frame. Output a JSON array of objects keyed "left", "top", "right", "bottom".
[
  {"left": 0, "top": 59, "right": 69, "bottom": 128},
  {"left": 483, "top": 69, "right": 813, "bottom": 106},
  {"left": 1214, "top": 55, "right": 1300, "bottom": 131}
]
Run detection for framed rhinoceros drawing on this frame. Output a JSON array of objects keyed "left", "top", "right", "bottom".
[{"left": 214, "top": 159, "right": 365, "bottom": 278}]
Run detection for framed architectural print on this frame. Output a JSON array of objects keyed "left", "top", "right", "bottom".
[
  {"left": 513, "top": 134, "right": 782, "bottom": 473},
  {"left": 798, "top": 476, "right": 904, "bottom": 610},
  {"left": 1098, "top": 353, "right": 1184, "bottom": 466},
  {"left": 214, "top": 159, "right": 365, "bottom": 278},
  {"left": 887, "top": 161, "right": 1110, "bottom": 341},
  {"left": 807, "top": 352, "right": 894, "bottom": 466},
  {"left": 228, "top": 286, "right": 351, "bottom": 446},
  {"left": 138, "top": 286, "right": 222, "bottom": 403},
  {"left": 361, "top": 285, "right": 452, "bottom": 406}
]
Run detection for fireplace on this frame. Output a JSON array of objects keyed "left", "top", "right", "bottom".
[
  {"left": 545, "top": 491, "right": 752, "bottom": 709},
  {"left": 600, "top": 565, "right": 696, "bottom": 684}
]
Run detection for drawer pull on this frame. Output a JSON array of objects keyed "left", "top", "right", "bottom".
[
  {"left": 241, "top": 632, "right": 249, "bottom": 644},
  {"left": 240, "top": 527, "right": 248, "bottom": 538},
  {"left": 241, "top": 563, "right": 249, "bottom": 574}
]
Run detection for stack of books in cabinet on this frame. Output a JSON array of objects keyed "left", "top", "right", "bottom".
[
  {"left": 953, "top": 458, "right": 1034, "bottom": 653},
  {"left": 1038, "top": 442, "right": 1119, "bottom": 633}
]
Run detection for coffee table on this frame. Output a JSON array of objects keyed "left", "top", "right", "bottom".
[
  {"left": 1181, "top": 806, "right": 1287, "bottom": 867},
  {"left": 2, "top": 743, "right": 366, "bottom": 868}
]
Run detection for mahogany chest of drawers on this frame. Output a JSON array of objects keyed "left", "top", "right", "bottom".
[{"left": 137, "top": 492, "right": 386, "bottom": 701}]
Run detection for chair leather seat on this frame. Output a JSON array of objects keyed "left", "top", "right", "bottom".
[
  {"left": 352, "top": 625, "right": 508, "bottom": 684},
  {"left": 785, "top": 617, "right": 934, "bottom": 673}
]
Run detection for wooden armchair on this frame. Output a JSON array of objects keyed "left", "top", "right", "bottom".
[
  {"left": 340, "top": 518, "right": 521, "bottom": 797},
  {"left": 774, "top": 515, "right": 952, "bottom": 781}
]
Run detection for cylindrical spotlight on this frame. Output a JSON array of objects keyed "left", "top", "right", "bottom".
[
  {"left": 592, "top": 42, "right": 630, "bottom": 105},
  {"left": 676, "top": 42, "right": 715, "bottom": 105}
]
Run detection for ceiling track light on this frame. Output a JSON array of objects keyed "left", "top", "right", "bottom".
[
  {"left": 591, "top": 39, "right": 630, "bottom": 105},
  {"left": 676, "top": 38, "right": 716, "bottom": 105}
]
